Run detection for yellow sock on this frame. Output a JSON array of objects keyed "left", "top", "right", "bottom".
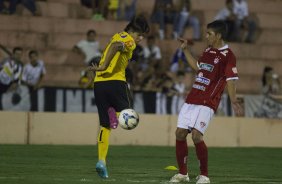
[{"left": 97, "top": 127, "right": 111, "bottom": 163}]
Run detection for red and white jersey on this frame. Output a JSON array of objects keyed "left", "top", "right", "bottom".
[{"left": 186, "top": 45, "right": 238, "bottom": 111}]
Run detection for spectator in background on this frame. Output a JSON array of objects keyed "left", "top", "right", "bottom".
[
  {"left": 170, "top": 47, "right": 193, "bottom": 73},
  {"left": 0, "top": 46, "right": 23, "bottom": 110},
  {"left": 0, "top": 0, "right": 39, "bottom": 16},
  {"left": 143, "top": 35, "right": 162, "bottom": 70},
  {"left": 172, "top": 71, "right": 187, "bottom": 114},
  {"left": 150, "top": 0, "right": 177, "bottom": 40},
  {"left": 233, "top": 0, "right": 257, "bottom": 43},
  {"left": 107, "top": 0, "right": 118, "bottom": 20},
  {"left": 21, "top": 50, "right": 46, "bottom": 111},
  {"left": 262, "top": 66, "right": 281, "bottom": 95},
  {"left": 80, "top": 0, "right": 108, "bottom": 20},
  {"left": 79, "top": 56, "right": 100, "bottom": 89},
  {"left": 73, "top": 29, "right": 101, "bottom": 66},
  {"left": 173, "top": 0, "right": 201, "bottom": 41},
  {"left": 117, "top": 0, "right": 136, "bottom": 21},
  {"left": 214, "top": 0, "right": 238, "bottom": 42}
]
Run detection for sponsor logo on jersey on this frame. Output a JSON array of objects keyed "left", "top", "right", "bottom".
[
  {"left": 195, "top": 76, "right": 210, "bottom": 85},
  {"left": 199, "top": 63, "right": 214, "bottom": 72},
  {"left": 232, "top": 67, "right": 238, "bottom": 74},
  {"left": 125, "top": 40, "right": 134, "bottom": 47},
  {"left": 120, "top": 33, "right": 128, "bottom": 38},
  {"left": 198, "top": 72, "right": 203, "bottom": 77},
  {"left": 192, "top": 84, "right": 206, "bottom": 91}
]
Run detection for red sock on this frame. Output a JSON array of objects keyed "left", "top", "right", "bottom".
[
  {"left": 176, "top": 140, "right": 188, "bottom": 175},
  {"left": 195, "top": 141, "right": 208, "bottom": 176}
]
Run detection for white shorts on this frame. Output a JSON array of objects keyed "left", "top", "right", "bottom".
[{"left": 177, "top": 103, "right": 214, "bottom": 134}]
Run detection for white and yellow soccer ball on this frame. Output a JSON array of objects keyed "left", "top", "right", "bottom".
[{"left": 118, "top": 109, "right": 139, "bottom": 130}]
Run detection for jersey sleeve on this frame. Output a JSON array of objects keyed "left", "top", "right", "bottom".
[
  {"left": 114, "top": 32, "right": 136, "bottom": 53},
  {"left": 225, "top": 51, "right": 239, "bottom": 81}
]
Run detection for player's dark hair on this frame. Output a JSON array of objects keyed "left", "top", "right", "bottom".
[
  {"left": 124, "top": 15, "right": 150, "bottom": 34},
  {"left": 12, "top": 47, "right": 23, "bottom": 54},
  {"left": 207, "top": 20, "right": 228, "bottom": 40},
  {"left": 28, "top": 50, "right": 38, "bottom": 58},
  {"left": 87, "top": 29, "right": 96, "bottom": 36}
]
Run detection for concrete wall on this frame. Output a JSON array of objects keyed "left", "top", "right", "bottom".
[{"left": 0, "top": 111, "right": 281, "bottom": 147}]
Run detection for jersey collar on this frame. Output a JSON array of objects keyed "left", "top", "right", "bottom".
[{"left": 218, "top": 44, "right": 229, "bottom": 50}]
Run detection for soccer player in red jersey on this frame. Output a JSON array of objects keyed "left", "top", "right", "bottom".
[{"left": 169, "top": 20, "right": 243, "bottom": 183}]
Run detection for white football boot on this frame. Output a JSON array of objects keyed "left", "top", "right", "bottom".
[
  {"left": 196, "top": 175, "right": 210, "bottom": 184},
  {"left": 169, "top": 173, "right": 190, "bottom": 183}
]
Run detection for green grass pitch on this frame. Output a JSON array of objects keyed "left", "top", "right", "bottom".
[{"left": 0, "top": 145, "right": 281, "bottom": 184}]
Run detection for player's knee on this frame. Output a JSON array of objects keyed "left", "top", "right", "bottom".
[
  {"left": 191, "top": 129, "right": 203, "bottom": 143},
  {"left": 175, "top": 128, "right": 188, "bottom": 140}
]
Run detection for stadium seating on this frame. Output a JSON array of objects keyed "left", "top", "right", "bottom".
[{"left": 0, "top": 0, "right": 281, "bottom": 94}]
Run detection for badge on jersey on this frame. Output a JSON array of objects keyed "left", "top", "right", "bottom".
[
  {"left": 213, "top": 57, "right": 220, "bottom": 64},
  {"left": 125, "top": 40, "right": 134, "bottom": 47}
]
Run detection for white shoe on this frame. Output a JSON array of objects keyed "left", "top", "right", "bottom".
[
  {"left": 196, "top": 175, "right": 210, "bottom": 184},
  {"left": 169, "top": 173, "right": 190, "bottom": 183}
]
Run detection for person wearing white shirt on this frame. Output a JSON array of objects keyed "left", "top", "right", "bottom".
[
  {"left": 214, "top": 0, "right": 237, "bottom": 41},
  {"left": 22, "top": 50, "right": 46, "bottom": 111},
  {"left": 143, "top": 35, "right": 162, "bottom": 70},
  {"left": 173, "top": 0, "right": 201, "bottom": 41},
  {"left": 74, "top": 29, "right": 101, "bottom": 65},
  {"left": 233, "top": 0, "right": 257, "bottom": 42}
]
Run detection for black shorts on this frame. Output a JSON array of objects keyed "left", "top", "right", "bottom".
[{"left": 94, "top": 80, "right": 133, "bottom": 127}]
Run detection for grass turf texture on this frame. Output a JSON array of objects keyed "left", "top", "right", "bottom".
[{"left": 0, "top": 145, "right": 281, "bottom": 184}]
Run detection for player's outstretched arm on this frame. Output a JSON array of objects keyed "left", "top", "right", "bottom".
[
  {"left": 178, "top": 38, "right": 199, "bottom": 72},
  {"left": 227, "top": 80, "right": 243, "bottom": 116}
]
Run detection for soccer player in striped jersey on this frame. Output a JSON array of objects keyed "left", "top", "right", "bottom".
[
  {"left": 87, "top": 15, "right": 150, "bottom": 179},
  {"left": 0, "top": 46, "right": 23, "bottom": 110},
  {"left": 169, "top": 20, "right": 243, "bottom": 183}
]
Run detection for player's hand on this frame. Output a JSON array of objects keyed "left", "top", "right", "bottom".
[
  {"left": 231, "top": 100, "right": 244, "bottom": 117},
  {"left": 178, "top": 38, "right": 194, "bottom": 50},
  {"left": 87, "top": 63, "right": 99, "bottom": 71},
  {"left": 178, "top": 38, "right": 188, "bottom": 50}
]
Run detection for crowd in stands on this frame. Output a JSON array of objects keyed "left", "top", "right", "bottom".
[
  {"left": 0, "top": 0, "right": 39, "bottom": 16},
  {"left": 0, "top": 0, "right": 281, "bottom": 114},
  {"left": 0, "top": 45, "right": 46, "bottom": 111}
]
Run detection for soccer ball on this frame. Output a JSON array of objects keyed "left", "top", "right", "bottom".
[{"left": 118, "top": 109, "right": 139, "bottom": 130}]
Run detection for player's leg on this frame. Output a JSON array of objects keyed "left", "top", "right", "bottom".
[
  {"left": 170, "top": 103, "right": 192, "bottom": 183},
  {"left": 96, "top": 126, "right": 110, "bottom": 178},
  {"left": 191, "top": 105, "right": 214, "bottom": 184},
  {"left": 109, "top": 80, "right": 133, "bottom": 120},
  {"left": 192, "top": 129, "right": 210, "bottom": 184},
  {"left": 94, "top": 82, "right": 112, "bottom": 178}
]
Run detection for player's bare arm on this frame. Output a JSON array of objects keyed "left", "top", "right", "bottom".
[
  {"left": 178, "top": 38, "right": 199, "bottom": 72},
  {"left": 227, "top": 80, "right": 243, "bottom": 116},
  {"left": 90, "top": 42, "right": 124, "bottom": 71}
]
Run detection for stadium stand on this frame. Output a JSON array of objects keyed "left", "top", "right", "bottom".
[{"left": 0, "top": 0, "right": 281, "bottom": 93}]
